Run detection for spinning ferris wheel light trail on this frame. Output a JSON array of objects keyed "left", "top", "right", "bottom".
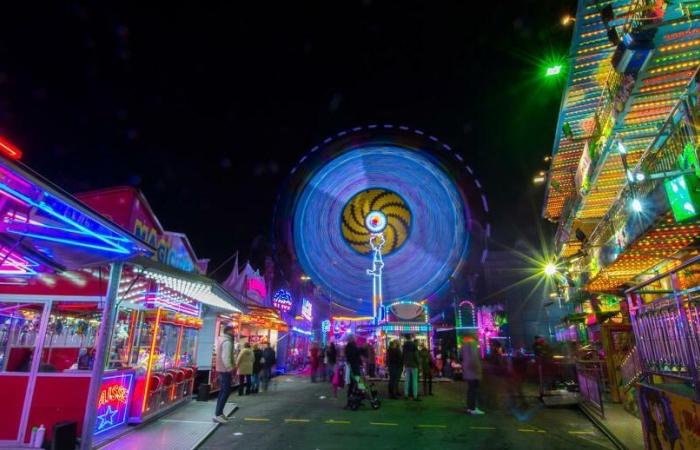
[
  {"left": 365, "top": 210, "right": 387, "bottom": 320},
  {"left": 274, "top": 126, "right": 490, "bottom": 316}
]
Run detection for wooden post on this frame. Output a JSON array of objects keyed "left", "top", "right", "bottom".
[{"left": 80, "top": 262, "right": 123, "bottom": 449}]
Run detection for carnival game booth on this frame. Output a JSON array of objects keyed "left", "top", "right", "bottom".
[
  {"left": 196, "top": 304, "right": 286, "bottom": 392},
  {"left": 75, "top": 187, "right": 243, "bottom": 425},
  {"left": 0, "top": 157, "right": 153, "bottom": 447}
]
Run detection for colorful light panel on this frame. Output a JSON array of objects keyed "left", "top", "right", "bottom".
[{"left": 664, "top": 174, "right": 700, "bottom": 222}]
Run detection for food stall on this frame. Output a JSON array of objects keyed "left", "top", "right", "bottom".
[{"left": 0, "top": 155, "right": 153, "bottom": 447}]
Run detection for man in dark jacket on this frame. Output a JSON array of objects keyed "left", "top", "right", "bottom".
[
  {"left": 251, "top": 344, "right": 263, "bottom": 394},
  {"left": 344, "top": 336, "right": 361, "bottom": 408},
  {"left": 262, "top": 343, "right": 276, "bottom": 392},
  {"left": 326, "top": 342, "right": 337, "bottom": 382},
  {"left": 418, "top": 342, "right": 433, "bottom": 396},
  {"left": 386, "top": 340, "right": 403, "bottom": 399},
  {"left": 402, "top": 335, "right": 420, "bottom": 400}
]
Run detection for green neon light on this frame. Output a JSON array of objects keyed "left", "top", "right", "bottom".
[{"left": 546, "top": 65, "right": 563, "bottom": 76}]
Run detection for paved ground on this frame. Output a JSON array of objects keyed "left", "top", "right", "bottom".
[{"left": 198, "top": 374, "right": 616, "bottom": 450}]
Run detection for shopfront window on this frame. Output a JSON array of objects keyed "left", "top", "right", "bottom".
[
  {"left": 39, "top": 302, "right": 101, "bottom": 372},
  {"left": 180, "top": 327, "right": 197, "bottom": 366},
  {"left": 160, "top": 323, "right": 179, "bottom": 370},
  {"left": 108, "top": 306, "right": 135, "bottom": 369},
  {"left": 129, "top": 310, "right": 159, "bottom": 375},
  {"left": 0, "top": 302, "right": 44, "bottom": 372}
]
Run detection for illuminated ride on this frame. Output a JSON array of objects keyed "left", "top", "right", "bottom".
[{"left": 274, "top": 126, "right": 490, "bottom": 329}]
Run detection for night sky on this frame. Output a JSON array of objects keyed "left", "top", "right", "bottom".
[{"left": 0, "top": 1, "right": 574, "bottom": 277}]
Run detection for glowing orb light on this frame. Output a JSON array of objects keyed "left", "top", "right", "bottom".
[{"left": 544, "top": 263, "right": 558, "bottom": 276}]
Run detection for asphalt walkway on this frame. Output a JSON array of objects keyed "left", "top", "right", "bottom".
[{"left": 199, "top": 375, "right": 618, "bottom": 450}]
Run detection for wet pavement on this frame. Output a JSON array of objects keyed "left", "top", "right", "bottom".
[{"left": 198, "top": 374, "right": 616, "bottom": 450}]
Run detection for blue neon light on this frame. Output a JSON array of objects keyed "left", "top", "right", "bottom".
[
  {"left": 6, "top": 230, "right": 131, "bottom": 254},
  {"left": 0, "top": 182, "right": 135, "bottom": 255},
  {"left": 292, "top": 326, "right": 312, "bottom": 336}
]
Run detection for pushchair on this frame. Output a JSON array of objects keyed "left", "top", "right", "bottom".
[{"left": 347, "top": 372, "right": 381, "bottom": 410}]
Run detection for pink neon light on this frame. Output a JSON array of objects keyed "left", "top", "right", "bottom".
[{"left": 247, "top": 278, "right": 267, "bottom": 298}]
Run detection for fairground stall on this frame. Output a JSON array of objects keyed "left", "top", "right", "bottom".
[
  {"left": 76, "top": 187, "right": 243, "bottom": 427},
  {"left": 379, "top": 301, "right": 431, "bottom": 349},
  {"left": 0, "top": 156, "right": 153, "bottom": 448},
  {"left": 476, "top": 304, "right": 510, "bottom": 358},
  {"left": 285, "top": 297, "right": 314, "bottom": 370},
  {"left": 234, "top": 305, "right": 287, "bottom": 348}
]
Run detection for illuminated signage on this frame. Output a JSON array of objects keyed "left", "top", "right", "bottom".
[
  {"left": 133, "top": 220, "right": 196, "bottom": 272},
  {"left": 272, "top": 289, "right": 293, "bottom": 313},
  {"left": 94, "top": 372, "right": 134, "bottom": 435},
  {"left": 321, "top": 319, "right": 331, "bottom": 333},
  {"left": 301, "top": 298, "right": 312, "bottom": 321}
]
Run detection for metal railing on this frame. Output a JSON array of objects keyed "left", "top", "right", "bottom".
[
  {"left": 620, "top": 345, "right": 643, "bottom": 391},
  {"left": 586, "top": 67, "right": 699, "bottom": 251},
  {"left": 626, "top": 255, "right": 700, "bottom": 401},
  {"left": 576, "top": 360, "right": 606, "bottom": 418}
]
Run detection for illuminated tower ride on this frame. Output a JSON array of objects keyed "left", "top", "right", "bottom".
[{"left": 365, "top": 211, "right": 387, "bottom": 321}]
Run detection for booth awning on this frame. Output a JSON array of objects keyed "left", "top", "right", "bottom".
[{"left": 127, "top": 256, "right": 246, "bottom": 313}]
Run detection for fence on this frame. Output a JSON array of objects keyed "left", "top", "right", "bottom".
[
  {"left": 626, "top": 256, "right": 700, "bottom": 401},
  {"left": 620, "top": 345, "right": 643, "bottom": 391},
  {"left": 576, "top": 360, "right": 606, "bottom": 418}
]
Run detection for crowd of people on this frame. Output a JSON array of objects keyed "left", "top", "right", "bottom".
[
  {"left": 306, "top": 334, "right": 487, "bottom": 415},
  {"left": 213, "top": 323, "right": 277, "bottom": 424},
  {"left": 213, "top": 326, "right": 553, "bottom": 422}
]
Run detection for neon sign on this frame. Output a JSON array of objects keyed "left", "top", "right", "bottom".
[
  {"left": 133, "top": 220, "right": 196, "bottom": 272},
  {"left": 94, "top": 372, "right": 134, "bottom": 435},
  {"left": 301, "top": 298, "right": 312, "bottom": 321},
  {"left": 272, "top": 289, "right": 293, "bottom": 313}
]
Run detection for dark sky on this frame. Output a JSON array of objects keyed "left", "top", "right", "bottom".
[{"left": 0, "top": 1, "right": 573, "bottom": 275}]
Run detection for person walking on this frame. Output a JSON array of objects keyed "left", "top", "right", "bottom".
[
  {"left": 366, "top": 342, "right": 377, "bottom": 378},
  {"left": 462, "top": 336, "right": 484, "bottom": 415},
  {"left": 236, "top": 342, "right": 254, "bottom": 396},
  {"left": 251, "top": 344, "right": 263, "bottom": 394},
  {"left": 326, "top": 342, "right": 337, "bottom": 382},
  {"left": 402, "top": 335, "right": 420, "bottom": 401},
  {"left": 310, "top": 342, "right": 321, "bottom": 383},
  {"left": 344, "top": 335, "right": 361, "bottom": 409},
  {"left": 213, "top": 323, "right": 235, "bottom": 423},
  {"left": 262, "top": 343, "right": 276, "bottom": 392},
  {"left": 387, "top": 340, "right": 402, "bottom": 399},
  {"left": 418, "top": 342, "right": 433, "bottom": 396}
]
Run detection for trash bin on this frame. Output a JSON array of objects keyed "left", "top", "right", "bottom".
[
  {"left": 52, "top": 420, "right": 77, "bottom": 450},
  {"left": 197, "top": 383, "right": 211, "bottom": 401}
]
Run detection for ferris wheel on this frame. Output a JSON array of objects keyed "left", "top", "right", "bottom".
[{"left": 273, "top": 125, "right": 490, "bottom": 316}]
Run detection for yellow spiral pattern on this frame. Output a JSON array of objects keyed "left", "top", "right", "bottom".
[{"left": 341, "top": 189, "right": 411, "bottom": 255}]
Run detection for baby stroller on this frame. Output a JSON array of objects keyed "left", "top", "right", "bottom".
[{"left": 347, "top": 373, "right": 381, "bottom": 410}]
